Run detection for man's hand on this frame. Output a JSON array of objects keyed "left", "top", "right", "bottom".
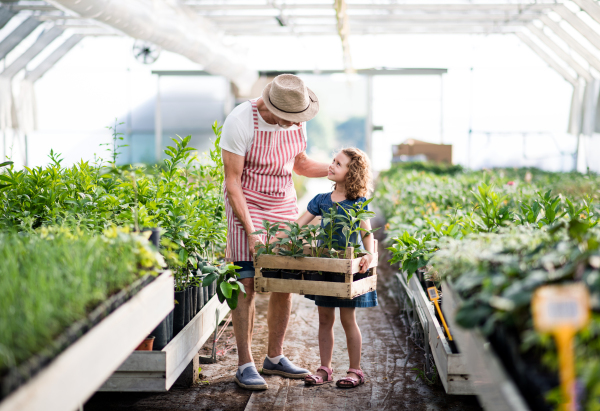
[
  {"left": 359, "top": 253, "right": 374, "bottom": 274},
  {"left": 248, "top": 234, "right": 264, "bottom": 258}
]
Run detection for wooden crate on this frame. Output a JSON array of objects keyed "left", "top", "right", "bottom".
[
  {"left": 0, "top": 271, "right": 174, "bottom": 411},
  {"left": 99, "top": 294, "right": 230, "bottom": 392},
  {"left": 253, "top": 242, "right": 378, "bottom": 299}
]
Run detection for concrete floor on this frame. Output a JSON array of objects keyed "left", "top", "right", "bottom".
[{"left": 85, "top": 246, "right": 482, "bottom": 411}]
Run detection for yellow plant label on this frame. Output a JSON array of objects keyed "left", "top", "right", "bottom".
[{"left": 532, "top": 283, "right": 590, "bottom": 332}]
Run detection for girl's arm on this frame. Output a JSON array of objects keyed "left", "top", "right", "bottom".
[{"left": 358, "top": 219, "right": 374, "bottom": 273}]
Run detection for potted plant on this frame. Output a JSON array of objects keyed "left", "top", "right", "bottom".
[
  {"left": 276, "top": 222, "right": 306, "bottom": 280},
  {"left": 252, "top": 220, "right": 283, "bottom": 278},
  {"left": 202, "top": 263, "right": 247, "bottom": 310}
]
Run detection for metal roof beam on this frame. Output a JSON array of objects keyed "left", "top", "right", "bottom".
[
  {"left": 540, "top": 15, "right": 600, "bottom": 73},
  {"left": 516, "top": 31, "right": 578, "bottom": 86},
  {"left": 24, "top": 33, "right": 82, "bottom": 82},
  {"left": 1, "top": 26, "right": 63, "bottom": 79},
  {"left": 554, "top": 4, "right": 600, "bottom": 51},
  {"left": 0, "top": 5, "right": 17, "bottom": 30},
  {"left": 571, "top": 0, "right": 600, "bottom": 26},
  {"left": 526, "top": 24, "right": 593, "bottom": 81},
  {"left": 224, "top": 25, "right": 524, "bottom": 35},
  {"left": 208, "top": 13, "right": 542, "bottom": 22},
  {"left": 188, "top": 3, "right": 555, "bottom": 12},
  {"left": 0, "top": 16, "right": 41, "bottom": 60},
  {"left": 220, "top": 22, "right": 527, "bottom": 31}
]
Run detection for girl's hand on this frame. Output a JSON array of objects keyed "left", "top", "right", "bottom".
[{"left": 359, "top": 253, "right": 373, "bottom": 273}]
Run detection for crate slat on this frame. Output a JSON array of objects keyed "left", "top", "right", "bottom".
[{"left": 255, "top": 275, "right": 376, "bottom": 299}]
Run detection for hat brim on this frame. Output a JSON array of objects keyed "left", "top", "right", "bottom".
[{"left": 262, "top": 82, "right": 319, "bottom": 123}]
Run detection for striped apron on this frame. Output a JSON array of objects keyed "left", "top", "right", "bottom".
[{"left": 224, "top": 99, "right": 307, "bottom": 262}]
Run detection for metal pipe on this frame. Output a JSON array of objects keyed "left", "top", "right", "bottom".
[{"left": 48, "top": 0, "right": 257, "bottom": 93}]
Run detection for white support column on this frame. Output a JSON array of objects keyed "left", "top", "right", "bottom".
[
  {"left": 155, "top": 75, "right": 162, "bottom": 163},
  {"left": 365, "top": 74, "right": 373, "bottom": 160}
]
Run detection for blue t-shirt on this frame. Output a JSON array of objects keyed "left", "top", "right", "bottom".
[{"left": 307, "top": 192, "right": 369, "bottom": 250}]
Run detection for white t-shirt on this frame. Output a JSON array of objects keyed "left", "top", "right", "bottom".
[{"left": 220, "top": 99, "right": 307, "bottom": 156}]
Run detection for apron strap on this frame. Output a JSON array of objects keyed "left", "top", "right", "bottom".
[{"left": 250, "top": 99, "right": 259, "bottom": 132}]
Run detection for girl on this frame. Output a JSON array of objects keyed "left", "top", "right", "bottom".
[{"left": 295, "top": 147, "right": 377, "bottom": 389}]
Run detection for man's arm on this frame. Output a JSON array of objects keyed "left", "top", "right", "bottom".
[
  {"left": 223, "top": 149, "right": 262, "bottom": 257},
  {"left": 293, "top": 151, "right": 328, "bottom": 178}
]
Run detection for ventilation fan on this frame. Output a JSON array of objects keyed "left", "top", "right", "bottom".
[{"left": 133, "top": 40, "right": 160, "bottom": 64}]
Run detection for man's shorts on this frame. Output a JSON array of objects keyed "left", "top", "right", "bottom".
[{"left": 234, "top": 261, "right": 255, "bottom": 280}]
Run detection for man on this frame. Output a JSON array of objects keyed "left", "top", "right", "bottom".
[{"left": 221, "top": 74, "right": 328, "bottom": 390}]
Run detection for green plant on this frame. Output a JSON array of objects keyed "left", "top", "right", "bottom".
[
  {"left": 336, "top": 198, "right": 378, "bottom": 257},
  {"left": 100, "top": 119, "right": 128, "bottom": 168},
  {"left": 202, "top": 263, "right": 246, "bottom": 310},
  {"left": 251, "top": 220, "right": 282, "bottom": 256},
  {"left": 0, "top": 227, "right": 163, "bottom": 376},
  {"left": 276, "top": 221, "right": 307, "bottom": 259}
]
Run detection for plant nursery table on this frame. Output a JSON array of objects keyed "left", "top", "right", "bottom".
[
  {"left": 443, "top": 281, "right": 530, "bottom": 411},
  {"left": 406, "top": 273, "right": 474, "bottom": 395},
  {"left": 99, "top": 292, "right": 230, "bottom": 392},
  {"left": 0, "top": 271, "right": 174, "bottom": 411},
  {"left": 253, "top": 242, "right": 379, "bottom": 299}
]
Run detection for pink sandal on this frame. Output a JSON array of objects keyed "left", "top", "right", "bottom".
[
  {"left": 304, "top": 366, "right": 334, "bottom": 386},
  {"left": 336, "top": 368, "right": 365, "bottom": 388}
]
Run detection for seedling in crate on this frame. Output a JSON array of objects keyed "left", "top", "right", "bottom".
[
  {"left": 251, "top": 220, "right": 282, "bottom": 256},
  {"left": 277, "top": 222, "right": 307, "bottom": 258},
  {"left": 426, "top": 287, "right": 453, "bottom": 341},
  {"left": 532, "top": 283, "right": 590, "bottom": 411}
]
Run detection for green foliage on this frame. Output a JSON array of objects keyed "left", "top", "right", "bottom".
[
  {"left": 0, "top": 124, "right": 227, "bottom": 287},
  {"left": 252, "top": 220, "right": 282, "bottom": 256},
  {"left": 202, "top": 263, "right": 245, "bottom": 310},
  {"left": 0, "top": 227, "right": 163, "bottom": 372}
]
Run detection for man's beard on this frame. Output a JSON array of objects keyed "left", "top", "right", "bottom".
[{"left": 278, "top": 123, "right": 291, "bottom": 129}]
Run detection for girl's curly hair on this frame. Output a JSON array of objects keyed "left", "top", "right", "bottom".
[{"left": 336, "top": 147, "right": 372, "bottom": 201}]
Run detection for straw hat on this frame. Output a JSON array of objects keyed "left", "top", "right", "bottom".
[{"left": 262, "top": 74, "right": 319, "bottom": 123}]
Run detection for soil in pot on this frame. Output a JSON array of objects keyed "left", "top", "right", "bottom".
[
  {"left": 281, "top": 270, "right": 302, "bottom": 280},
  {"left": 261, "top": 269, "right": 281, "bottom": 278},
  {"left": 173, "top": 290, "right": 185, "bottom": 335},
  {"left": 150, "top": 316, "right": 169, "bottom": 351},
  {"left": 191, "top": 286, "right": 198, "bottom": 316},
  {"left": 136, "top": 336, "right": 155, "bottom": 351}
]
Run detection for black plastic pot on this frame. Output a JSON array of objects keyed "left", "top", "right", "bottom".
[
  {"left": 151, "top": 315, "right": 169, "bottom": 351},
  {"left": 197, "top": 283, "right": 205, "bottom": 311},
  {"left": 330, "top": 274, "right": 346, "bottom": 283},
  {"left": 184, "top": 287, "right": 191, "bottom": 325},
  {"left": 208, "top": 282, "right": 216, "bottom": 300},
  {"left": 203, "top": 283, "right": 209, "bottom": 304},
  {"left": 173, "top": 290, "right": 185, "bottom": 336},
  {"left": 303, "top": 271, "right": 328, "bottom": 281},
  {"left": 281, "top": 270, "right": 302, "bottom": 280},
  {"left": 168, "top": 310, "right": 174, "bottom": 341},
  {"left": 262, "top": 269, "right": 281, "bottom": 278},
  {"left": 191, "top": 286, "right": 198, "bottom": 316},
  {"left": 354, "top": 268, "right": 372, "bottom": 282}
]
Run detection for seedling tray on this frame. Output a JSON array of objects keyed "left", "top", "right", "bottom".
[
  {"left": 99, "top": 293, "right": 230, "bottom": 392},
  {"left": 0, "top": 271, "right": 174, "bottom": 411},
  {"left": 253, "top": 243, "right": 378, "bottom": 300}
]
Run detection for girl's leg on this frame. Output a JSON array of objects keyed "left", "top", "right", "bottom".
[
  {"left": 316, "top": 306, "right": 335, "bottom": 379},
  {"left": 339, "top": 307, "right": 362, "bottom": 383}
]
